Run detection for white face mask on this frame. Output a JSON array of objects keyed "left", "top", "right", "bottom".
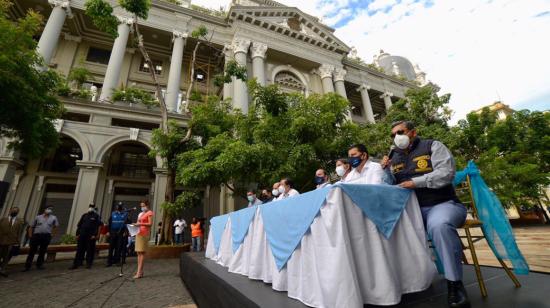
[
  {"left": 278, "top": 185, "right": 285, "bottom": 194},
  {"left": 247, "top": 195, "right": 255, "bottom": 202},
  {"left": 272, "top": 189, "right": 280, "bottom": 196},
  {"left": 335, "top": 166, "right": 346, "bottom": 177},
  {"left": 88, "top": 207, "right": 95, "bottom": 213},
  {"left": 394, "top": 134, "right": 410, "bottom": 150}
]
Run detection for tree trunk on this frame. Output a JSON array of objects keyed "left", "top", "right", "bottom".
[{"left": 184, "top": 41, "right": 201, "bottom": 112}]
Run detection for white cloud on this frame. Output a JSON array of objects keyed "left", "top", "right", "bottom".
[{"left": 192, "top": 0, "right": 550, "bottom": 122}]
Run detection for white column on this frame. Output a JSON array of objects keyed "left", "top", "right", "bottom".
[
  {"left": 357, "top": 84, "right": 375, "bottom": 124},
  {"left": 67, "top": 162, "right": 102, "bottom": 234},
  {"left": 222, "top": 44, "right": 234, "bottom": 100},
  {"left": 166, "top": 31, "right": 188, "bottom": 113},
  {"left": 250, "top": 42, "right": 267, "bottom": 86},
  {"left": 99, "top": 16, "right": 134, "bottom": 102},
  {"left": 37, "top": 0, "right": 72, "bottom": 67},
  {"left": 319, "top": 64, "right": 335, "bottom": 94},
  {"left": 333, "top": 68, "right": 347, "bottom": 99},
  {"left": 232, "top": 38, "right": 251, "bottom": 113},
  {"left": 381, "top": 91, "right": 393, "bottom": 111}
]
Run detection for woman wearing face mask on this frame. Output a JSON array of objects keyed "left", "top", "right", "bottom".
[
  {"left": 134, "top": 200, "right": 153, "bottom": 279},
  {"left": 335, "top": 158, "right": 351, "bottom": 183}
]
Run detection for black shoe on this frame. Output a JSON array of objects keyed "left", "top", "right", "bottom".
[
  {"left": 85, "top": 264, "right": 92, "bottom": 269},
  {"left": 22, "top": 268, "right": 30, "bottom": 272},
  {"left": 0, "top": 270, "right": 8, "bottom": 277},
  {"left": 68, "top": 265, "right": 78, "bottom": 270},
  {"left": 106, "top": 263, "right": 112, "bottom": 267},
  {"left": 36, "top": 266, "right": 45, "bottom": 270},
  {"left": 447, "top": 280, "right": 471, "bottom": 308}
]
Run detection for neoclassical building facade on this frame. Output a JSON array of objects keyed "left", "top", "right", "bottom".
[{"left": 1, "top": 0, "right": 425, "bottom": 242}]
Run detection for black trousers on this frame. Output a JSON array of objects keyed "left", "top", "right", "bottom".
[
  {"left": 107, "top": 230, "right": 127, "bottom": 265},
  {"left": 73, "top": 234, "right": 96, "bottom": 266},
  {"left": 25, "top": 233, "right": 51, "bottom": 269}
]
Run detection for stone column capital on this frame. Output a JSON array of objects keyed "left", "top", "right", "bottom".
[
  {"left": 380, "top": 91, "right": 393, "bottom": 98},
  {"left": 232, "top": 38, "right": 251, "bottom": 54},
  {"left": 250, "top": 42, "right": 268, "bottom": 59},
  {"left": 172, "top": 30, "right": 188, "bottom": 41},
  {"left": 318, "top": 64, "right": 335, "bottom": 79},
  {"left": 333, "top": 68, "right": 347, "bottom": 82},
  {"left": 116, "top": 15, "right": 135, "bottom": 25},
  {"left": 48, "top": 0, "right": 72, "bottom": 18},
  {"left": 357, "top": 83, "right": 371, "bottom": 92}
]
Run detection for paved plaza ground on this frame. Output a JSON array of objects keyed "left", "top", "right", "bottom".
[
  {"left": 0, "top": 225, "right": 548, "bottom": 308},
  {"left": 0, "top": 257, "right": 195, "bottom": 308}
]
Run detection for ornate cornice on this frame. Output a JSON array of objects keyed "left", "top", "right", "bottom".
[
  {"left": 333, "top": 68, "right": 347, "bottom": 82},
  {"left": 318, "top": 64, "right": 334, "bottom": 79},
  {"left": 48, "top": 0, "right": 72, "bottom": 18},
  {"left": 250, "top": 42, "right": 268, "bottom": 59},
  {"left": 232, "top": 37, "right": 251, "bottom": 54}
]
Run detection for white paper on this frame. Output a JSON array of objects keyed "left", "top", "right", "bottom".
[{"left": 126, "top": 224, "right": 139, "bottom": 237}]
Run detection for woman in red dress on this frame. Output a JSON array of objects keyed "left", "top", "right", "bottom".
[{"left": 134, "top": 200, "right": 153, "bottom": 279}]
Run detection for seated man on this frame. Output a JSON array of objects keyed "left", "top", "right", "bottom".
[
  {"left": 381, "top": 120, "right": 469, "bottom": 308},
  {"left": 246, "top": 190, "right": 263, "bottom": 207},
  {"left": 314, "top": 169, "right": 331, "bottom": 189},
  {"left": 272, "top": 182, "right": 281, "bottom": 201},
  {"left": 344, "top": 144, "right": 385, "bottom": 184},
  {"left": 277, "top": 178, "right": 300, "bottom": 200}
]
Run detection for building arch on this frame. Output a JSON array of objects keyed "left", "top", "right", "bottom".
[
  {"left": 59, "top": 128, "right": 92, "bottom": 162},
  {"left": 271, "top": 65, "right": 310, "bottom": 96},
  {"left": 94, "top": 135, "right": 162, "bottom": 167}
]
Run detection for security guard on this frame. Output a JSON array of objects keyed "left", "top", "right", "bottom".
[
  {"left": 382, "top": 121, "right": 469, "bottom": 308},
  {"left": 106, "top": 202, "right": 130, "bottom": 267},
  {"left": 70, "top": 204, "right": 103, "bottom": 269}
]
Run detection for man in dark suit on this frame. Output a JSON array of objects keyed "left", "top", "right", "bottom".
[{"left": 0, "top": 207, "right": 27, "bottom": 276}]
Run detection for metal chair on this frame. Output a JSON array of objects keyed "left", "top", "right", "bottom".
[{"left": 455, "top": 175, "right": 522, "bottom": 297}]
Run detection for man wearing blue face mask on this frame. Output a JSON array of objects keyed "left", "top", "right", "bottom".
[
  {"left": 314, "top": 169, "right": 331, "bottom": 189},
  {"left": 246, "top": 190, "right": 263, "bottom": 207},
  {"left": 381, "top": 120, "right": 469, "bottom": 308},
  {"left": 344, "top": 144, "right": 385, "bottom": 184}
]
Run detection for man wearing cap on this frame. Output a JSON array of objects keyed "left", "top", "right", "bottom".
[
  {"left": 24, "top": 206, "right": 59, "bottom": 271},
  {"left": 70, "top": 204, "right": 103, "bottom": 269},
  {"left": 106, "top": 202, "right": 130, "bottom": 267}
]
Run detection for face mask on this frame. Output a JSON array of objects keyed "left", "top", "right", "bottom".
[
  {"left": 141, "top": 207, "right": 147, "bottom": 212},
  {"left": 335, "top": 166, "right": 346, "bottom": 177},
  {"left": 45, "top": 209, "right": 52, "bottom": 214},
  {"left": 88, "top": 207, "right": 95, "bottom": 213},
  {"left": 348, "top": 156, "right": 362, "bottom": 168},
  {"left": 10, "top": 211, "right": 18, "bottom": 217},
  {"left": 278, "top": 186, "right": 285, "bottom": 194},
  {"left": 272, "top": 189, "right": 280, "bottom": 197},
  {"left": 247, "top": 195, "right": 255, "bottom": 202},
  {"left": 314, "top": 176, "right": 325, "bottom": 185},
  {"left": 394, "top": 134, "right": 410, "bottom": 149}
]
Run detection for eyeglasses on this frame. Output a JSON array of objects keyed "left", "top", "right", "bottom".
[{"left": 391, "top": 130, "right": 406, "bottom": 138}]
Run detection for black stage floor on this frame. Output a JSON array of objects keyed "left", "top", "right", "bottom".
[{"left": 180, "top": 252, "right": 550, "bottom": 308}]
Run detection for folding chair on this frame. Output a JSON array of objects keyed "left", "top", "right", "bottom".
[{"left": 455, "top": 175, "right": 522, "bottom": 297}]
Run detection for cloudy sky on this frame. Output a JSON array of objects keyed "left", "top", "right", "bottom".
[{"left": 193, "top": 0, "right": 550, "bottom": 122}]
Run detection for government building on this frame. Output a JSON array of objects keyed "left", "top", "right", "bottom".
[{"left": 1, "top": 0, "right": 427, "bottom": 242}]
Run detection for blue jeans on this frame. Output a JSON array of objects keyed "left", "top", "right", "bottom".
[
  {"left": 421, "top": 200, "right": 467, "bottom": 281},
  {"left": 192, "top": 236, "right": 201, "bottom": 252},
  {"left": 174, "top": 233, "right": 182, "bottom": 245}
]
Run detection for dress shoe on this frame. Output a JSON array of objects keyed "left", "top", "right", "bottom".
[
  {"left": 447, "top": 280, "right": 471, "bottom": 308},
  {"left": 68, "top": 265, "right": 78, "bottom": 270},
  {"left": 36, "top": 266, "right": 45, "bottom": 270},
  {"left": 85, "top": 264, "right": 92, "bottom": 269},
  {"left": 22, "top": 268, "right": 30, "bottom": 272}
]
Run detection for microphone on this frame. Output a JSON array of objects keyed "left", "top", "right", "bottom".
[{"left": 124, "top": 207, "right": 137, "bottom": 212}]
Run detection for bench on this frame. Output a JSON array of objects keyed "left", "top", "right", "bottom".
[{"left": 19, "top": 243, "right": 110, "bottom": 262}]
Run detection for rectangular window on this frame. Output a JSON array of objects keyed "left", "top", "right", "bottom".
[
  {"left": 86, "top": 47, "right": 111, "bottom": 65},
  {"left": 62, "top": 112, "right": 90, "bottom": 123},
  {"left": 139, "top": 58, "right": 163, "bottom": 75},
  {"left": 111, "top": 118, "right": 159, "bottom": 131}
]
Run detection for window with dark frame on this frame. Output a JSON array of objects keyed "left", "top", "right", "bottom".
[{"left": 86, "top": 47, "right": 111, "bottom": 65}]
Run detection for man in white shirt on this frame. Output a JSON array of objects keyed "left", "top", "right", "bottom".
[
  {"left": 272, "top": 182, "right": 282, "bottom": 201},
  {"left": 173, "top": 218, "right": 187, "bottom": 245},
  {"left": 277, "top": 178, "right": 300, "bottom": 200},
  {"left": 344, "top": 144, "right": 385, "bottom": 184},
  {"left": 314, "top": 169, "right": 331, "bottom": 189},
  {"left": 247, "top": 190, "right": 263, "bottom": 207}
]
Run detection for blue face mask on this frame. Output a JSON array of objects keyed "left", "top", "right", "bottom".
[
  {"left": 314, "top": 176, "right": 325, "bottom": 185},
  {"left": 348, "top": 156, "right": 362, "bottom": 168}
]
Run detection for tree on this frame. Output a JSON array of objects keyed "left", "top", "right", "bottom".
[
  {"left": 173, "top": 81, "right": 364, "bottom": 208},
  {"left": 0, "top": 0, "right": 64, "bottom": 158},
  {"left": 84, "top": 0, "right": 246, "bottom": 243}
]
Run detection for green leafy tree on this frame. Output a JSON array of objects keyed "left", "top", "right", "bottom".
[{"left": 0, "top": 0, "right": 64, "bottom": 158}]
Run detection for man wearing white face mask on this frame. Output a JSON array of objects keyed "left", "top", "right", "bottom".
[
  {"left": 277, "top": 178, "right": 300, "bottom": 200},
  {"left": 381, "top": 120, "right": 469, "bottom": 308},
  {"left": 272, "top": 182, "right": 282, "bottom": 201},
  {"left": 246, "top": 190, "right": 263, "bottom": 207},
  {"left": 335, "top": 158, "right": 351, "bottom": 183}
]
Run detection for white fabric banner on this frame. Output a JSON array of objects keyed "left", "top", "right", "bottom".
[{"left": 205, "top": 187, "right": 437, "bottom": 307}]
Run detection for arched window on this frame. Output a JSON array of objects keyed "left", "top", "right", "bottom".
[
  {"left": 40, "top": 136, "right": 83, "bottom": 173},
  {"left": 274, "top": 71, "right": 306, "bottom": 95}
]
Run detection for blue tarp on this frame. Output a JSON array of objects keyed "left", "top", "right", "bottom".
[
  {"left": 209, "top": 214, "right": 230, "bottom": 254},
  {"left": 454, "top": 160, "right": 529, "bottom": 275},
  {"left": 230, "top": 205, "right": 258, "bottom": 253}
]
